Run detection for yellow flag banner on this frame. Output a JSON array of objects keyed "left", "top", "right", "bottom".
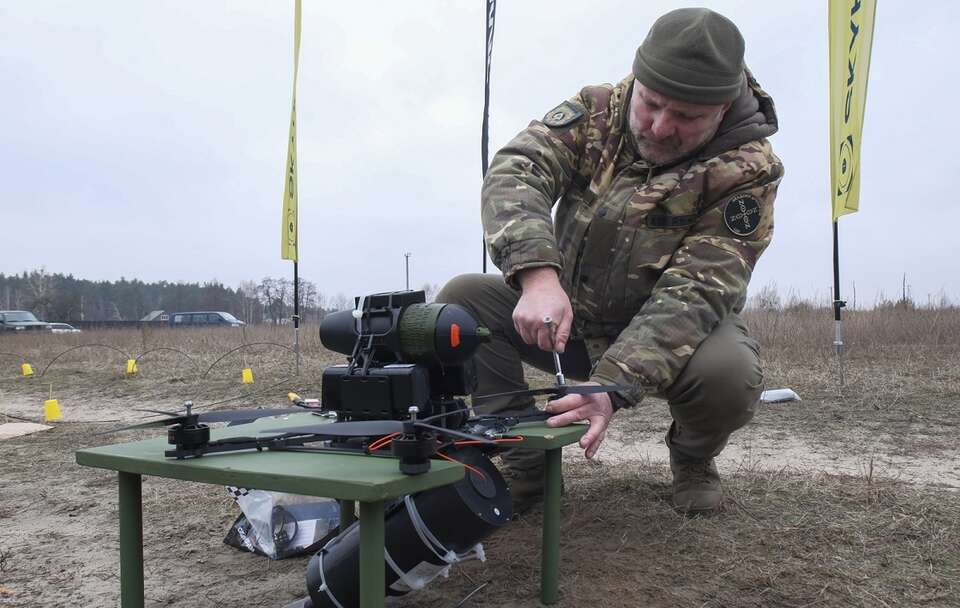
[
  {"left": 281, "top": 0, "right": 302, "bottom": 261},
  {"left": 828, "top": 0, "right": 877, "bottom": 221}
]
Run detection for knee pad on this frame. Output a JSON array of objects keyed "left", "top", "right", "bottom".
[{"left": 435, "top": 273, "right": 484, "bottom": 305}]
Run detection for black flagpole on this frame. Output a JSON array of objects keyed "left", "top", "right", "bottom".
[
  {"left": 293, "top": 260, "right": 300, "bottom": 375},
  {"left": 481, "top": 0, "right": 496, "bottom": 273},
  {"left": 832, "top": 220, "right": 845, "bottom": 385}
]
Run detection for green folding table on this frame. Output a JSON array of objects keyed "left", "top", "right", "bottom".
[{"left": 75, "top": 413, "right": 586, "bottom": 607}]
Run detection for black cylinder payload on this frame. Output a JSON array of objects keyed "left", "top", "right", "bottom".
[
  {"left": 305, "top": 448, "right": 511, "bottom": 608},
  {"left": 319, "top": 290, "right": 491, "bottom": 366}
]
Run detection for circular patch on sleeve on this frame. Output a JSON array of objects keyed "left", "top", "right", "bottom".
[
  {"left": 723, "top": 193, "right": 762, "bottom": 237},
  {"left": 542, "top": 101, "right": 584, "bottom": 128}
]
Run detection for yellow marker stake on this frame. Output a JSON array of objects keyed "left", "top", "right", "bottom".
[
  {"left": 21, "top": 363, "right": 34, "bottom": 377},
  {"left": 44, "top": 399, "right": 62, "bottom": 422},
  {"left": 126, "top": 359, "right": 138, "bottom": 375},
  {"left": 242, "top": 368, "right": 254, "bottom": 384}
]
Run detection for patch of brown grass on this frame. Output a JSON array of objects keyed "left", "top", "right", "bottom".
[
  {"left": 1, "top": 308, "right": 958, "bottom": 607},
  {"left": 408, "top": 459, "right": 960, "bottom": 608},
  {"left": 0, "top": 325, "right": 343, "bottom": 411},
  {"left": 737, "top": 309, "right": 960, "bottom": 457},
  {"left": 3, "top": 422, "right": 955, "bottom": 608}
]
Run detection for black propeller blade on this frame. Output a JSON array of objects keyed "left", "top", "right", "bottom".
[
  {"left": 265, "top": 420, "right": 404, "bottom": 438},
  {"left": 101, "top": 407, "right": 306, "bottom": 435},
  {"left": 134, "top": 407, "right": 183, "bottom": 417},
  {"left": 264, "top": 419, "right": 494, "bottom": 445},
  {"left": 472, "top": 384, "right": 631, "bottom": 403},
  {"left": 199, "top": 408, "right": 305, "bottom": 423},
  {"left": 413, "top": 421, "right": 493, "bottom": 443},
  {"left": 102, "top": 418, "right": 184, "bottom": 434}
]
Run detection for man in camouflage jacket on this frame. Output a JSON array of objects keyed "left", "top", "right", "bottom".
[{"left": 438, "top": 8, "right": 783, "bottom": 513}]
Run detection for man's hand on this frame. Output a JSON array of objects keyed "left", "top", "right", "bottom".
[
  {"left": 544, "top": 382, "right": 614, "bottom": 459},
  {"left": 514, "top": 267, "right": 572, "bottom": 352}
]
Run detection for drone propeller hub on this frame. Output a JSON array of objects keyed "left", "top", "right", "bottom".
[{"left": 168, "top": 422, "right": 210, "bottom": 453}]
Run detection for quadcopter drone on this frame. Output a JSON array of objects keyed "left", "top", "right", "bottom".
[
  {"left": 103, "top": 289, "right": 629, "bottom": 608},
  {"left": 107, "top": 289, "right": 626, "bottom": 474}
]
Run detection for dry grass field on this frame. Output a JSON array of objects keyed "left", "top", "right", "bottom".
[{"left": 0, "top": 307, "right": 958, "bottom": 607}]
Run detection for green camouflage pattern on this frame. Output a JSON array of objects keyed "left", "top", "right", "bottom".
[{"left": 481, "top": 73, "right": 783, "bottom": 406}]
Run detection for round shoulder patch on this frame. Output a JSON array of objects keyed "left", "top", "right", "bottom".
[
  {"left": 542, "top": 101, "right": 584, "bottom": 128},
  {"left": 723, "top": 193, "right": 762, "bottom": 237}
]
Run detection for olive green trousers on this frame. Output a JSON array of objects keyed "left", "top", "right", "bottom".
[{"left": 437, "top": 273, "right": 763, "bottom": 462}]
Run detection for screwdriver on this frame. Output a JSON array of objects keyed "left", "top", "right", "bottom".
[{"left": 542, "top": 315, "right": 565, "bottom": 386}]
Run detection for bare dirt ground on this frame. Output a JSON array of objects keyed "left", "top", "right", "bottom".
[{"left": 1, "top": 312, "right": 958, "bottom": 607}]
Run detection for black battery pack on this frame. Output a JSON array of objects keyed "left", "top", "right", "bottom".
[{"left": 322, "top": 364, "right": 431, "bottom": 421}]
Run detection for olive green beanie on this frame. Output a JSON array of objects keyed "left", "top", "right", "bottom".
[{"left": 633, "top": 8, "right": 745, "bottom": 105}]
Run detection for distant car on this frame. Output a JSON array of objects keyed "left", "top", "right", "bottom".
[
  {"left": 48, "top": 323, "right": 81, "bottom": 334},
  {"left": 0, "top": 310, "right": 49, "bottom": 331},
  {"left": 169, "top": 311, "right": 245, "bottom": 327}
]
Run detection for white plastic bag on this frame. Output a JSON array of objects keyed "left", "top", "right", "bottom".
[{"left": 224, "top": 487, "right": 341, "bottom": 560}]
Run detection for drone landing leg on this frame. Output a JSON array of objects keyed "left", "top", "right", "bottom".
[
  {"left": 118, "top": 472, "right": 145, "bottom": 608},
  {"left": 359, "top": 500, "right": 385, "bottom": 608}
]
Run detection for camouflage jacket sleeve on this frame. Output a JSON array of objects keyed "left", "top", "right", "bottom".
[
  {"left": 591, "top": 141, "right": 784, "bottom": 406},
  {"left": 481, "top": 96, "right": 589, "bottom": 288}
]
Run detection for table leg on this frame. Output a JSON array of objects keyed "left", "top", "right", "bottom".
[
  {"left": 118, "top": 471, "right": 144, "bottom": 608},
  {"left": 541, "top": 448, "right": 562, "bottom": 604},
  {"left": 339, "top": 499, "right": 357, "bottom": 532},
  {"left": 358, "top": 500, "right": 385, "bottom": 608}
]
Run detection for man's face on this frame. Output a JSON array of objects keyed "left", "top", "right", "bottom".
[{"left": 627, "top": 82, "right": 729, "bottom": 165}]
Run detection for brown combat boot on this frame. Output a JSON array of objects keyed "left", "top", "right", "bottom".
[{"left": 670, "top": 456, "right": 723, "bottom": 514}]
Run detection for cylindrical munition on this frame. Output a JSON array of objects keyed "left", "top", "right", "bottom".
[{"left": 305, "top": 448, "right": 511, "bottom": 608}]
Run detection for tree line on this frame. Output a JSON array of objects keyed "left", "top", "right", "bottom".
[{"left": 0, "top": 269, "right": 384, "bottom": 324}]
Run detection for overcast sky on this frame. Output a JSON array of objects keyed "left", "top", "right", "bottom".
[{"left": 2, "top": 1, "right": 958, "bottom": 308}]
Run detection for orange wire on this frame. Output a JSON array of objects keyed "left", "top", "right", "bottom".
[
  {"left": 367, "top": 437, "right": 393, "bottom": 452},
  {"left": 367, "top": 435, "right": 390, "bottom": 450},
  {"left": 437, "top": 452, "right": 487, "bottom": 480},
  {"left": 368, "top": 432, "right": 400, "bottom": 452}
]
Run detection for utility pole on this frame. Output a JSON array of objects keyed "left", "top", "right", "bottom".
[{"left": 404, "top": 252, "right": 412, "bottom": 290}]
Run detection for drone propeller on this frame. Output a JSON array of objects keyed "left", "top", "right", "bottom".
[
  {"left": 267, "top": 420, "right": 400, "bottom": 438},
  {"left": 134, "top": 407, "right": 183, "bottom": 417},
  {"left": 101, "top": 407, "right": 306, "bottom": 434},
  {"left": 264, "top": 419, "right": 494, "bottom": 445},
  {"left": 472, "top": 384, "right": 631, "bottom": 404},
  {"left": 407, "top": 421, "right": 494, "bottom": 444}
]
